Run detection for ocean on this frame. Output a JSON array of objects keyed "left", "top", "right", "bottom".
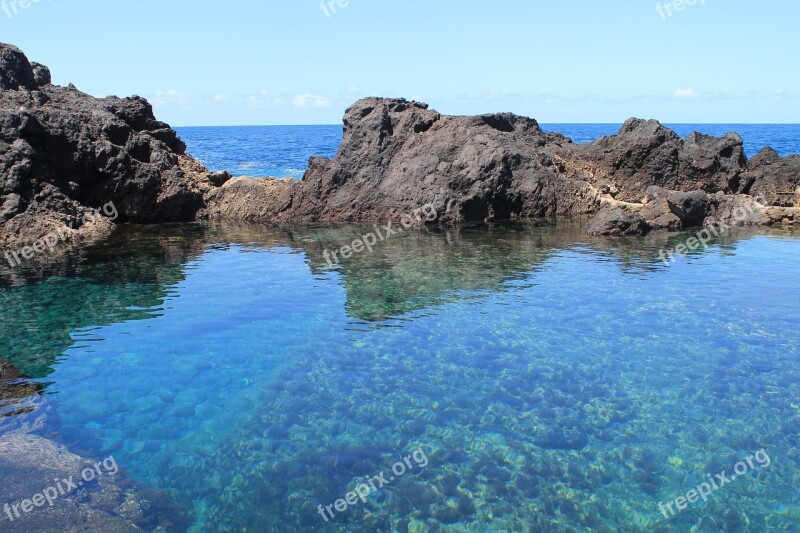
[{"left": 176, "top": 123, "right": 800, "bottom": 178}]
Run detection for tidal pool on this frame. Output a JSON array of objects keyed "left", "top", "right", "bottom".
[{"left": 1, "top": 220, "right": 799, "bottom": 532}]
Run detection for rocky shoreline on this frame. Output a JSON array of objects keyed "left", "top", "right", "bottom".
[
  {"left": 0, "top": 357, "right": 39, "bottom": 417},
  {"left": 2, "top": 42, "right": 799, "bottom": 249},
  {"left": 203, "top": 99, "right": 800, "bottom": 237},
  {"left": 0, "top": 43, "right": 215, "bottom": 252}
]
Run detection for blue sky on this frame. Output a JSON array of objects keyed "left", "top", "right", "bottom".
[{"left": 2, "top": 0, "right": 798, "bottom": 125}]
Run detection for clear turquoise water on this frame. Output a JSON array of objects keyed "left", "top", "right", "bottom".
[{"left": 2, "top": 221, "right": 800, "bottom": 531}]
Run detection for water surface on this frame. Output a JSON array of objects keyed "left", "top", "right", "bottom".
[
  {"left": 2, "top": 221, "right": 799, "bottom": 531},
  {"left": 176, "top": 124, "right": 800, "bottom": 178}
]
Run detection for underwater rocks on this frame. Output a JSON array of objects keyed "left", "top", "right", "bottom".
[
  {"left": 205, "top": 97, "right": 800, "bottom": 235},
  {"left": 0, "top": 356, "right": 22, "bottom": 381},
  {"left": 1, "top": 360, "right": 168, "bottom": 530},
  {"left": 0, "top": 433, "right": 160, "bottom": 532},
  {"left": 0, "top": 42, "right": 216, "bottom": 249}
]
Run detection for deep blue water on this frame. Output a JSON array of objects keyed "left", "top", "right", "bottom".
[
  {"left": 176, "top": 124, "right": 800, "bottom": 178},
  {"left": 175, "top": 125, "right": 343, "bottom": 178}
]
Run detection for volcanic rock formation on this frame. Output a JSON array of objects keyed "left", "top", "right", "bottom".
[
  {"left": 0, "top": 357, "right": 38, "bottom": 412},
  {"left": 1, "top": 42, "right": 799, "bottom": 246},
  {"left": 0, "top": 43, "right": 215, "bottom": 250},
  {"left": 204, "top": 98, "right": 800, "bottom": 234}
]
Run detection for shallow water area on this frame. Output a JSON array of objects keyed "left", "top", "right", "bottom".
[{"left": 1, "top": 220, "right": 799, "bottom": 532}]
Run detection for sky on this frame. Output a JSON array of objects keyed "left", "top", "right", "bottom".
[{"left": 2, "top": 0, "right": 799, "bottom": 126}]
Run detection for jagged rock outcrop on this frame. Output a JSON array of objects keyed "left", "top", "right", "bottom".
[
  {"left": 587, "top": 207, "right": 650, "bottom": 237},
  {"left": 567, "top": 120, "right": 748, "bottom": 201},
  {"left": 0, "top": 42, "right": 214, "bottom": 249},
  {"left": 743, "top": 147, "right": 800, "bottom": 208},
  {"left": 2, "top": 43, "right": 798, "bottom": 242},
  {"left": 203, "top": 99, "right": 600, "bottom": 224},
  {"left": 204, "top": 97, "right": 800, "bottom": 235}
]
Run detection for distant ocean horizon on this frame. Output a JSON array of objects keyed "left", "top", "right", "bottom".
[{"left": 176, "top": 123, "right": 800, "bottom": 178}]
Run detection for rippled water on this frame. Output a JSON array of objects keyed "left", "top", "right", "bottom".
[
  {"left": 2, "top": 221, "right": 800, "bottom": 531},
  {"left": 176, "top": 124, "right": 800, "bottom": 178},
  {"left": 175, "top": 125, "right": 342, "bottom": 178}
]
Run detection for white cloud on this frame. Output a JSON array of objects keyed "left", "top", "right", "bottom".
[
  {"left": 246, "top": 90, "right": 286, "bottom": 108},
  {"left": 151, "top": 89, "right": 190, "bottom": 106},
  {"left": 213, "top": 93, "right": 229, "bottom": 102},
  {"left": 293, "top": 93, "right": 332, "bottom": 108},
  {"left": 675, "top": 88, "right": 700, "bottom": 99}
]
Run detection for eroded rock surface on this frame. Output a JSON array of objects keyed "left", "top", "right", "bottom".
[
  {"left": 204, "top": 98, "right": 800, "bottom": 235},
  {"left": 0, "top": 357, "right": 38, "bottom": 417},
  {"left": 2, "top": 43, "right": 799, "bottom": 243},
  {"left": 587, "top": 207, "right": 650, "bottom": 237},
  {"left": 0, "top": 43, "right": 214, "bottom": 249}
]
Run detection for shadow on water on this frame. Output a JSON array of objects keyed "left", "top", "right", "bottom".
[{"left": 1, "top": 218, "right": 793, "bottom": 378}]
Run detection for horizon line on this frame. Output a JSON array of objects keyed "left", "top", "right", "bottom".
[{"left": 173, "top": 122, "right": 800, "bottom": 128}]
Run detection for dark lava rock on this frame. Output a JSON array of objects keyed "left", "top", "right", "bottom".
[
  {"left": 0, "top": 42, "right": 216, "bottom": 249},
  {"left": 30, "top": 62, "right": 51, "bottom": 87},
  {"left": 552, "top": 119, "right": 747, "bottom": 201},
  {"left": 204, "top": 97, "right": 584, "bottom": 224},
  {"left": 587, "top": 207, "right": 650, "bottom": 236},
  {"left": 666, "top": 190, "right": 713, "bottom": 227},
  {"left": 0, "top": 44, "right": 36, "bottom": 91},
  {"left": 2, "top": 42, "right": 798, "bottom": 244},
  {"left": 742, "top": 147, "right": 800, "bottom": 207},
  {"left": 209, "top": 170, "right": 233, "bottom": 187},
  {"left": 0, "top": 357, "right": 38, "bottom": 412},
  {"left": 203, "top": 97, "right": 800, "bottom": 234}
]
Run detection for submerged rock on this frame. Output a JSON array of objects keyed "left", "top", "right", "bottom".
[
  {"left": 0, "top": 357, "right": 38, "bottom": 414},
  {"left": 0, "top": 433, "right": 161, "bottom": 532},
  {"left": 0, "top": 356, "right": 22, "bottom": 381}
]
